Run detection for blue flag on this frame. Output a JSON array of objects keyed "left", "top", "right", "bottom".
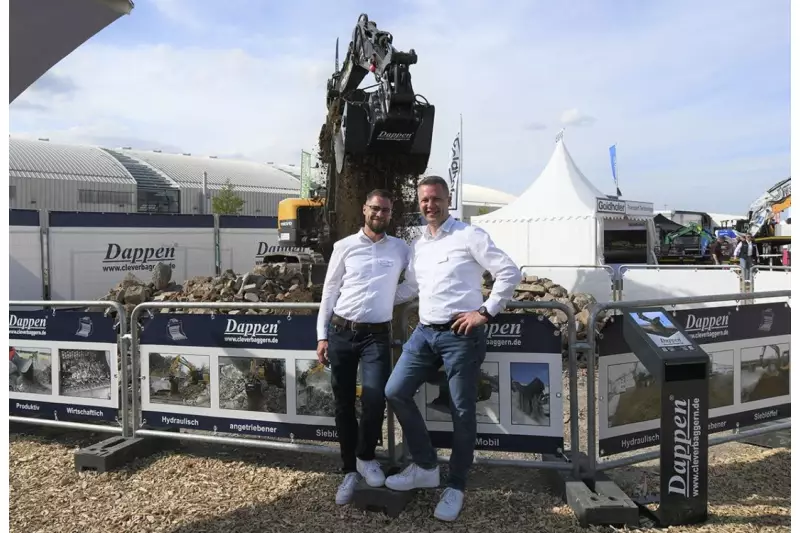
[{"left": 609, "top": 144, "right": 618, "bottom": 186}]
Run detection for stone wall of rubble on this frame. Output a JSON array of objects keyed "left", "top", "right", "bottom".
[{"left": 97, "top": 263, "right": 608, "bottom": 363}]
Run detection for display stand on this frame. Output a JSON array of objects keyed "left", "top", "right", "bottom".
[{"left": 622, "top": 307, "right": 710, "bottom": 526}]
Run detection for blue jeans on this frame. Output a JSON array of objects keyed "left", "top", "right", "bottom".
[
  {"left": 740, "top": 257, "right": 753, "bottom": 280},
  {"left": 327, "top": 323, "right": 392, "bottom": 473},
  {"left": 385, "top": 323, "right": 487, "bottom": 491}
]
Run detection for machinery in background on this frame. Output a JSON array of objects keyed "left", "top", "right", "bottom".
[{"left": 748, "top": 177, "right": 791, "bottom": 267}]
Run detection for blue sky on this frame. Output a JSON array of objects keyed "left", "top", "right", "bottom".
[
  {"left": 510, "top": 362, "right": 548, "bottom": 388},
  {"left": 9, "top": 0, "right": 790, "bottom": 214}
]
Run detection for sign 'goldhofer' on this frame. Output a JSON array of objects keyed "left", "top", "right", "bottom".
[
  {"left": 596, "top": 198, "right": 654, "bottom": 216},
  {"left": 596, "top": 198, "right": 626, "bottom": 214}
]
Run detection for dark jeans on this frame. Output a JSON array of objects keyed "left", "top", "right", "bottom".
[
  {"left": 327, "top": 322, "right": 392, "bottom": 473},
  {"left": 384, "top": 323, "right": 487, "bottom": 491}
]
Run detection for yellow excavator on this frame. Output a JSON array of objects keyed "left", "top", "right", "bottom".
[{"left": 168, "top": 355, "right": 209, "bottom": 395}]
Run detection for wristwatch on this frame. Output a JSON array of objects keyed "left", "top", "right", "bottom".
[{"left": 478, "top": 306, "right": 492, "bottom": 321}]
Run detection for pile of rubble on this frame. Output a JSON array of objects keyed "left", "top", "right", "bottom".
[
  {"left": 96, "top": 262, "right": 320, "bottom": 318},
  {"left": 483, "top": 273, "right": 611, "bottom": 346}
]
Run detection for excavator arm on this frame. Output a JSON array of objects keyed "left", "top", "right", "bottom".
[
  {"left": 276, "top": 13, "right": 434, "bottom": 261},
  {"left": 326, "top": 13, "right": 436, "bottom": 175}
]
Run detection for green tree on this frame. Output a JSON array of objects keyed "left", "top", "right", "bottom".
[
  {"left": 477, "top": 206, "right": 491, "bottom": 216},
  {"left": 212, "top": 179, "right": 245, "bottom": 215}
]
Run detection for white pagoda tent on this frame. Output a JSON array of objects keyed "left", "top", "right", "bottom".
[{"left": 471, "top": 137, "right": 654, "bottom": 267}]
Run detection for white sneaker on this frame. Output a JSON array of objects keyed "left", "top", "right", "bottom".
[
  {"left": 357, "top": 458, "right": 386, "bottom": 487},
  {"left": 385, "top": 463, "right": 440, "bottom": 491},
  {"left": 335, "top": 472, "right": 361, "bottom": 505},
  {"left": 434, "top": 487, "right": 464, "bottom": 521}
]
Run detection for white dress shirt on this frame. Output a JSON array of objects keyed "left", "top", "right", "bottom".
[
  {"left": 317, "top": 229, "right": 411, "bottom": 340},
  {"left": 395, "top": 216, "right": 521, "bottom": 324}
]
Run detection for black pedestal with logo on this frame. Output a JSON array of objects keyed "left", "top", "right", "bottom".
[{"left": 622, "top": 307, "right": 709, "bottom": 527}]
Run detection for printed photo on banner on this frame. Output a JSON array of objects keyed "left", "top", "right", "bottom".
[
  {"left": 218, "top": 356, "right": 287, "bottom": 414},
  {"left": 510, "top": 362, "right": 550, "bottom": 427},
  {"left": 9, "top": 346, "right": 52, "bottom": 395},
  {"left": 59, "top": 348, "right": 112, "bottom": 400},
  {"left": 425, "top": 362, "right": 500, "bottom": 424},
  {"left": 296, "top": 359, "right": 363, "bottom": 419},
  {"left": 148, "top": 352, "right": 211, "bottom": 408},
  {"left": 740, "top": 343, "right": 790, "bottom": 403}
]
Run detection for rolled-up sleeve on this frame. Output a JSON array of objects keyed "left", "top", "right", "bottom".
[{"left": 467, "top": 227, "right": 521, "bottom": 316}]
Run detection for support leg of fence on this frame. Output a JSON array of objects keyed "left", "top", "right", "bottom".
[
  {"left": 543, "top": 311, "right": 639, "bottom": 529},
  {"left": 74, "top": 306, "right": 168, "bottom": 473}
]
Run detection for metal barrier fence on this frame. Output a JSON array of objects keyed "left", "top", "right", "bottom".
[
  {"left": 9, "top": 299, "right": 130, "bottom": 437},
  {"left": 581, "top": 289, "right": 792, "bottom": 479},
  {"left": 124, "top": 299, "right": 580, "bottom": 476},
  {"left": 10, "top": 289, "right": 792, "bottom": 526}
]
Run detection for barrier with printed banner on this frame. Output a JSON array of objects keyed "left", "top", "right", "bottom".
[
  {"left": 412, "top": 313, "right": 565, "bottom": 453},
  {"left": 9, "top": 310, "right": 121, "bottom": 423},
  {"left": 597, "top": 302, "right": 791, "bottom": 456},
  {"left": 138, "top": 312, "right": 381, "bottom": 444}
]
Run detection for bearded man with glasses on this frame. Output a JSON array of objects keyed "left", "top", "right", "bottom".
[{"left": 316, "top": 188, "right": 412, "bottom": 505}]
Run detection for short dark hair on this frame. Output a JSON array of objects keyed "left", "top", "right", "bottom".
[
  {"left": 418, "top": 175, "right": 450, "bottom": 194},
  {"left": 366, "top": 189, "right": 393, "bottom": 204}
]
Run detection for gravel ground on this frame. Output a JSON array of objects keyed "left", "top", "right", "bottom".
[{"left": 9, "top": 368, "right": 790, "bottom": 533}]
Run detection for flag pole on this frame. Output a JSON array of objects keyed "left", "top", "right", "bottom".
[{"left": 459, "top": 113, "right": 463, "bottom": 221}]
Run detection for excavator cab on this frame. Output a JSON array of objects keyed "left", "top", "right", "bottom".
[{"left": 277, "top": 197, "right": 326, "bottom": 249}]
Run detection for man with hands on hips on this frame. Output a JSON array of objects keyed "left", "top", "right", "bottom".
[
  {"left": 386, "top": 175, "right": 522, "bottom": 522},
  {"left": 316, "top": 189, "right": 411, "bottom": 506}
]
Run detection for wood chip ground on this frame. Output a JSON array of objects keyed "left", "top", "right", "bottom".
[{"left": 10, "top": 417, "right": 789, "bottom": 533}]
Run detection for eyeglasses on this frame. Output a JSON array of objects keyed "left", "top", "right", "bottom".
[{"left": 366, "top": 205, "right": 392, "bottom": 215}]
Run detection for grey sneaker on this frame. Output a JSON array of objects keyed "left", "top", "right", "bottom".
[
  {"left": 356, "top": 458, "right": 386, "bottom": 487},
  {"left": 385, "top": 463, "right": 440, "bottom": 491},
  {"left": 335, "top": 472, "right": 361, "bottom": 505},
  {"left": 434, "top": 487, "right": 464, "bottom": 521}
]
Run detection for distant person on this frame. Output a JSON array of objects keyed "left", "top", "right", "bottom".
[
  {"left": 733, "top": 234, "right": 759, "bottom": 281},
  {"left": 316, "top": 189, "right": 411, "bottom": 505},
  {"left": 384, "top": 175, "right": 522, "bottom": 522},
  {"left": 710, "top": 236, "right": 726, "bottom": 265}
]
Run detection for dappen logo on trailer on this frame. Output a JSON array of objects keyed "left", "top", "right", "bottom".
[
  {"left": 223, "top": 318, "right": 281, "bottom": 345},
  {"left": 102, "top": 243, "right": 177, "bottom": 273},
  {"left": 9, "top": 314, "right": 48, "bottom": 337},
  {"left": 668, "top": 395, "right": 702, "bottom": 498}
]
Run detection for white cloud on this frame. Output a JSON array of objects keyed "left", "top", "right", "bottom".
[
  {"left": 560, "top": 109, "right": 596, "bottom": 127},
  {"left": 9, "top": 0, "right": 790, "bottom": 213}
]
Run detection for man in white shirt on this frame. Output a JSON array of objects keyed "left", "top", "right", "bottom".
[
  {"left": 316, "top": 189, "right": 411, "bottom": 505},
  {"left": 385, "top": 175, "right": 522, "bottom": 522},
  {"left": 733, "top": 234, "right": 759, "bottom": 280}
]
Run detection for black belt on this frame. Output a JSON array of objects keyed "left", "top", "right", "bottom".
[
  {"left": 422, "top": 321, "right": 456, "bottom": 332},
  {"left": 331, "top": 314, "right": 390, "bottom": 333}
]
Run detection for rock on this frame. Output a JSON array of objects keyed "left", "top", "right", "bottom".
[
  {"left": 243, "top": 292, "right": 259, "bottom": 303},
  {"left": 517, "top": 283, "right": 547, "bottom": 296},
  {"left": 97, "top": 260, "right": 323, "bottom": 321},
  {"left": 482, "top": 272, "right": 610, "bottom": 362},
  {"left": 123, "top": 285, "right": 149, "bottom": 305},
  {"left": 548, "top": 285, "right": 568, "bottom": 298},
  {"left": 151, "top": 262, "right": 172, "bottom": 291}
]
